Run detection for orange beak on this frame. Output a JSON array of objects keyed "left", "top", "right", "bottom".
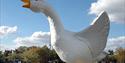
[{"left": 21, "top": 0, "right": 30, "bottom": 8}]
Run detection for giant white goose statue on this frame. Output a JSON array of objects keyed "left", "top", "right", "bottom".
[{"left": 21, "top": 0, "right": 110, "bottom": 63}]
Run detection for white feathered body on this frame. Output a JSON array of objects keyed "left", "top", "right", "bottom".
[
  {"left": 48, "top": 16, "right": 92, "bottom": 62},
  {"left": 51, "top": 30, "right": 93, "bottom": 63},
  {"left": 48, "top": 11, "right": 109, "bottom": 63},
  {"left": 26, "top": 0, "right": 110, "bottom": 62}
]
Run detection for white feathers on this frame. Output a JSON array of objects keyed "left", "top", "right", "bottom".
[
  {"left": 76, "top": 11, "right": 109, "bottom": 58},
  {"left": 29, "top": 0, "right": 110, "bottom": 62}
]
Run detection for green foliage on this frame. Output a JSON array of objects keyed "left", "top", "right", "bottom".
[
  {"left": 21, "top": 46, "right": 50, "bottom": 63},
  {"left": 0, "top": 46, "right": 64, "bottom": 63},
  {"left": 1, "top": 46, "right": 124, "bottom": 63},
  {"left": 0, "top": 51, "right": 5, "bottom": 63}
]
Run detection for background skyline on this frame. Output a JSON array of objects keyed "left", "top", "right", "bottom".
[{"left": 0, "top": 0, "right": 125, "bottom": 51}]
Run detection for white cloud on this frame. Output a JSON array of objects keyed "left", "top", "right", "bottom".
[
  {"left": 0, "top": 44, "right": 16, "bottom": 51},
  {"left": 105, "top": 36, "right": 125, "bottom": 51},
  {"left": 0, "top": 26, "right": 17, "bottom": 37},
  {"left": 89, "top": 0, "right": 125, "bottom": 23},
  {"left": 0, "top": 44, "right": 6, "bottom": 51},
  {"left": 14, "top": 31, "right": 50, "bottom": 47}
]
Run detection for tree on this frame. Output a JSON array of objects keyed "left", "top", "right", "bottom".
[
  {"left": 38, "top": 46, "right": 50, "bottom": 63},
  {"left": 21, "top": 46, "right": 41, "bottom": 63},
  {"left": 16, "top": 46, "right": 28, "bottom": 53},
  {"left": 49, "top": 49, "right": 65, "bottom": 63},
  {"left": 21, "top": 46, "right": 65, "bottom": 63},
  {"left": 6, "top": 52, "right": 22, "bottom": 62},
  {"left": 99, "top": 50, "right": 117, "bottom": 63},
  {"left": 1, "top": 46, "right": 65, "bottom": 63},
  {"left": 0, "top": 51, "right": 5, "bottom": 63},
  {"left": 115, "top": 47, "right": 125, "bottom": 63}
]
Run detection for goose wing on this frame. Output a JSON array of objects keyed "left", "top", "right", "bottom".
[{"left": 75, "top": 11, "right": 110, "bottom": 57}]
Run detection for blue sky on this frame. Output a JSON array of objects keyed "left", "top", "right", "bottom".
[{"left": 0, "top": 0, "right": 125, "bottom": 51}]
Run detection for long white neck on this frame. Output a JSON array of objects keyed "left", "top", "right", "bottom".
[{"left": 40, "top": 6, "right": 64, "bottom": 36}]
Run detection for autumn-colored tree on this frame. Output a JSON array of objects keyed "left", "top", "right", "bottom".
[
  {"left": 16, "top": 46, "right": 28, "bottom": 53},
  {"left": 115, "top": 47, "right": 125, "bottom": 63},
  {"left": 38, "top": 46, "right": 50, "bottom": 63},
  {"left": 21, "top": 46, "right": 51, "bottom": 63},
  {"left": 49, "top": 49, "right": 65, "bottom": 63},
  {"left": 21, "top": 46, "right": 41, "bottom": 63}
]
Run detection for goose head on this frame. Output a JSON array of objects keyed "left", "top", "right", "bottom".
[{"left": 22, "top": 0, "right": 48, "bottom": 13}]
